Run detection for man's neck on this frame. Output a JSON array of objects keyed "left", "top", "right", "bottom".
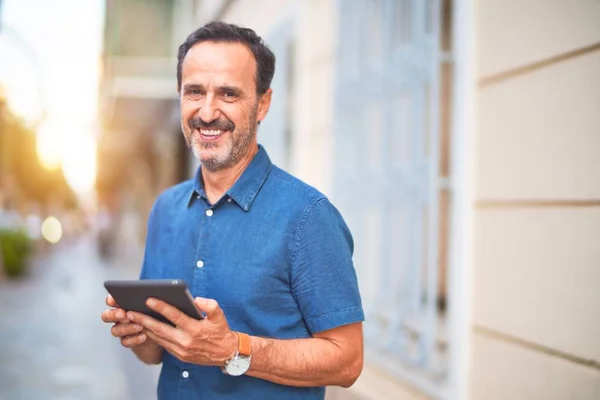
[{"left": 201, "top": 145, "right": 258, "bottom": 205}]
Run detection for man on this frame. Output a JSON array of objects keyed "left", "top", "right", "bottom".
[{"left": 101, "top": 21, "right": 364, "bottom": 400}]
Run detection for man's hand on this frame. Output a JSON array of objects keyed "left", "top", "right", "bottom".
[
  {"left": 101, "top": 295, "right": 164, "bottom": 365},
  {"left": 101, "top": 295, "right": 149, "bottom": 348},
  {"left": 126, "top": 297, "right": 238, "bottom": 367}
]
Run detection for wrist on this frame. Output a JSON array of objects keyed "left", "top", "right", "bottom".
[
  {"left": 133, "top": 338, "right": 163, "bottom": 365},
  {"left": 222, "top": 331, "right": 253, "bottom": 376},
  {"left": 220, "top": 331, "right": 239, "bottom": 366},
  {"left": 139, "top": 336, "right": 159, "bottom": 350}
]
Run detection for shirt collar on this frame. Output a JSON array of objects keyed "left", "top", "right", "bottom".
[{"left": 187, "top": 145, "right": 272, "bottom": 211}]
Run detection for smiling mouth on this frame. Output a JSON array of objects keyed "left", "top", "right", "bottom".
[{"left": 198, "top": 129, "right": 228, "bottom": 141}]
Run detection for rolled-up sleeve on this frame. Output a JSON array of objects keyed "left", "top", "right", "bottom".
[{"left": 290, "top": 197, "right": 364, "bottom": 334}]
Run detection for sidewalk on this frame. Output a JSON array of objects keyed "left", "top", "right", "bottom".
[{"left": 0, "top": 236, "right": 160, "bottom": 400}]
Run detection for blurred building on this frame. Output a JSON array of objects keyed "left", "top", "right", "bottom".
[
  {"left": 99, "top": 0, "right": 600, "bottom": 398},
  {"left": 97, "top": 0, "right": 197, "bottom": 256}
]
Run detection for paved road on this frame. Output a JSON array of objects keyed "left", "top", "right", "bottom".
[{"left": 0, "top": 236, "right": 161, "bottom": 400}]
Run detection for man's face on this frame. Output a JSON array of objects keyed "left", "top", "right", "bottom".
[{"left": 179, "top": 41, "right": 271, "bottom": 172}]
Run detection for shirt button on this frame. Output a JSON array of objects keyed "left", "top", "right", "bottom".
[
  {"left": 196, "top": 260, "right": 204, "bottom": 268},
  {"left": 196, "top": 194, "right": 201, "bottom": 200},
  {"left": 182, "top": 370, "right": 189, "bottom": 378},
  {"left": 227, "top": 198, "right": 232, "bottom": 203},
  {"left": 206, "top": 209, "right": 214, "bottom": 217}
]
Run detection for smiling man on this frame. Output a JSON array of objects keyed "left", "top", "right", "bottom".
[{"left": 101, "top": 21, "right": 364, "bottom": 400}]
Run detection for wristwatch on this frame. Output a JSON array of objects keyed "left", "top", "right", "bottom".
[{"left": 222, "top": 332, "right": 252, "bottom": 376}]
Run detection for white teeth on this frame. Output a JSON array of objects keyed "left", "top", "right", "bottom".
[{"left": 199, "top": 129, "right": 224, "bottom": 136}]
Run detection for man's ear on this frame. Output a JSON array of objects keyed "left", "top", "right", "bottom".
[{"left": 256, "top": 89, "right": 273, "bottom": 124}]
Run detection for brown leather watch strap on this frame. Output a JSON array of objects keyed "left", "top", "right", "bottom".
[{"left": 237, "top": 332, "right": 252, "bottom": 356}]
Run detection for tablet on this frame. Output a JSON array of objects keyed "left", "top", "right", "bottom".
[{"left": 104, "top": 279, "right": 204, "bottom": 326}]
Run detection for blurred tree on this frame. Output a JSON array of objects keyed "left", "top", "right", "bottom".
[{"left": 0, "top": 95, "right": 76, "bottom": 210}]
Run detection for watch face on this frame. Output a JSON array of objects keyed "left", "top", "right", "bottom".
[{"left": 226, "top": 356, "right": 251, "bottom": 376}]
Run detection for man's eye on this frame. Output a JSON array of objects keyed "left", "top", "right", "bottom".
[
  {"left": 224, "top": 91, "right": 236, "bottom": 98},
  {"left": 190, "top": 89, "right": 202, "bottom": 95}
]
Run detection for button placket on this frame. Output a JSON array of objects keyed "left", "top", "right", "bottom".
[{"left": 192, "top": 202, "right": 210, "bottom": 299}]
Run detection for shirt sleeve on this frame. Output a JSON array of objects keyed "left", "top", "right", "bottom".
[{"left": 290, "top": 197, "right": 365, "bottom": 334}]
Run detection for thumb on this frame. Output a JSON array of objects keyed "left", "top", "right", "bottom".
[{"left": 194, "top": 297, "right": 225, "bottom": 321}]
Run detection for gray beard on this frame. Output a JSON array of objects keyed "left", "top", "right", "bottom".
[{"left": 183, "top": 108, "right": 257, "bottom": 172}]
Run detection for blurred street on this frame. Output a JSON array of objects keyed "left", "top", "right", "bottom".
[{"left": 0, "top": 236, "right": 159, "bottom": 400}]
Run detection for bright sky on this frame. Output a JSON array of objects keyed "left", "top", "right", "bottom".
[{"left": 0, "top": 0, "right": 105, "bottom": 197}]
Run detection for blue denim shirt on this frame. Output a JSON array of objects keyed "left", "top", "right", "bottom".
[{"left": 139, "top": 145, "right": 364, "bottom": 400}]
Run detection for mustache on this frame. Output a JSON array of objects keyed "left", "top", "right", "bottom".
[{"left": 189, "top": 117, "right": 235, "bottom": 132}]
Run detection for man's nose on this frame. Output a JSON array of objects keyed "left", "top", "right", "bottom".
[{"left": 198, "top": 94, "right": 220, "bottom": 123}]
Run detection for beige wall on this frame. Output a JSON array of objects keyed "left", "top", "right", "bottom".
[{"left": 472, "top": 1, "right": 600, "bottom": 398}]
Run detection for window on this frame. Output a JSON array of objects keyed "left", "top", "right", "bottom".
[{"left": 334, "top": 0, "right": 453, "bottom": 396}]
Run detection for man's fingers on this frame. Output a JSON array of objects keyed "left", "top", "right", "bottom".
[
  {"left": 106, "top": 295, "right": 119, "bottom": 308},
  {"left": 101, "top": 308, "right": 127, "bottom": 323},
  {"left": 111, "top": 322, "right": 144, "bottom": 338},
  {"left": 127, "top": 311, "right": 183, "bottom": 343},
  {"left": 144, "top": 329, "right": 177, "bottom": 354},
  {"left": 121, "top": 333, "right": 147, "bottom": 348},
  {"left": 194, "top": 297, "right": 224, "bottom": 321},
  {"left": 146, "top": 298, "right": 194, "bottom": 328},
  {"left": 143, "top": 329, "right": 161, "bottom": 345}
]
